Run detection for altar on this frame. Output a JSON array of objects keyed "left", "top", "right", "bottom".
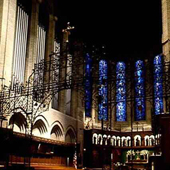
[{"left": 125, "top": 150, "right": 149, "bottom": 169}]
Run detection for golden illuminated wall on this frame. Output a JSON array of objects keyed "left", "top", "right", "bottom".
[
  {"left": 0, "top": 0, "right": 17, "bottom": 86},
  {"left": 162, "top": 0, "right": 170, "bottom": 61},
  {"left": 0, "top": 0, "right": 56, "bottom": 86}
]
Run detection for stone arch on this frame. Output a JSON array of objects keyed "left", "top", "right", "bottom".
[
  {"left": 98, "top": 134, "right": 103, "bottom": 145},
  {"left": 149, "top": 135, "right": 155, "bottom": 146},
  {"left": 9, "top": 112, "right": 26, "bottom": 133},
  {"left": 103, "top": 134, "right": 107, "bottom": 145},
  {"left": 50, "top": 123, "right": 64, "bottom": 141},
  {"left": 51, "top": 121, "right": 64, "bottom": 133},
  {"left": 117, "top": 136, "right": 121, "bottom": 146},
  {"left": 32, "top": 119, "right": 48, "bottom": 137},
  {"left": 121, "top": 136, "right": 126, "bottom": 147},
  {"left": 126, "top": 136, "right": 131, "bottom": 147},
  {"left": 134, "top": 135, "right": 141, "bottom": 146},
  {"left": 92, "top": 133, "right": 98, "bottom": 144},
  {"left": 107, "top": 135, "right": 111, "bottom": 146},
  {"left": 34, "top": 115, "right": 49, "bottom": 129},
  {"left": 144, "top": 135, "right": 150, "bottom": 146},
  {"left": 65, "top": 126, "right": 76, "bottom": 143},
  {"left": 112, "top": 136, "right": 116, "bottom": 146}
]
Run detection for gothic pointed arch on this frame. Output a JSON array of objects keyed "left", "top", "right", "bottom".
[
  {"left": 32, "top": 119, "right": 48, "bottom": 136},
  {"left": 34, "top": 115, "right": 50, "bottom": 129},
  {"left": 9, "top": 112, "right": 26, "bottom": 132},
  {"left": 65, "top": 126, "right": 76, "bottom": 143},
  {"left": 50, "top": 122, "right": 64, "bottom": 141}
]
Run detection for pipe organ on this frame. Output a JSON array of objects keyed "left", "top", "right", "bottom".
[
  {"left": 36, "top": 24, "right": 46, "bottom": 63},
  {"left": 12, "top": 4, "right": 29, "bottom": 84}
]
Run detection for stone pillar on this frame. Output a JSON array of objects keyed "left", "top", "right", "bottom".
[
  {"left": 58, "top": 32, "right": 68, "bottom": 113},
  {"left": 45, "top": 14, "right": 57, "bottom": 61},
  {"left": 43, "top": 14, "right": 57, "bottom": 86},
  {"left": 162, "top": 0, "right": 170, "bottom": 115},
  {"left": 71, "top": 44, "right": 84, "bottom": 119},
  {"left": 141, "top": 136, "right": 145, "bottom": 146},
  {"left": 58, "top": 23, "right": 74, "bottom": 114},
  {"left": 162, "top": 0, "right": 170, "bottom": 62},
  {"left": 25, "top": 0, "right": 40, "bottom": 81},
  {"left": 0, "top": 0, "right": 17, "bottom": 86}
]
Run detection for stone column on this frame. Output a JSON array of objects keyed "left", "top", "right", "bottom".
[
  {"left": 25, "top": 0, "right": 40, "bottom": 81},
  {"left": 71, "top": 44, "right": 84, "bottom": 118},
  {"left": 0, "top": 0, "right": 17, "bottom": 86},
  {"left": 58, "top": 32, "right": 68, "bottom": 113},
  {"left": 162, "top": 0, "right": 170, "bottom": 114},
  {"left": 45, "top": 14, "right": 57, "bottom": 61},
  {"left": 43, "top": 14, "right": 56, "bottom": 85},
  {"left": 162, "top": 0, "right": 170, "bottom": 62}
]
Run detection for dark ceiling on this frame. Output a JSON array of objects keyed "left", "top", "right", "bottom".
[{"left": 54, "top": 0, "right": 162, "bottom": 60}]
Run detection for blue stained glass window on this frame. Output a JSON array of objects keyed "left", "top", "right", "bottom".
[
  {"left": 154, "top": 55, "right": 163, "bottom": 115},
  {"left": 85, "top": 53, "right": 92, "bottom": 117},
  {"left": 98, "top": 60, "right": 108, "bottom": 120},
  {"left": 135, "top": 60, "right": 145, "bottom": 120},
  {"left": 116, "top": 62, "right": 126, "bottom": 121}
]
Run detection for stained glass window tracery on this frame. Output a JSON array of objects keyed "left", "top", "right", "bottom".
[
  {"left": 154, "top": 55, "right": 163, "bottom": 115},
  {"left": 98, "top": 60, "right": 108, "bottom": 120},
  {"left": 116, "top": 62, "right": 126, "bottom": 121},
  {"left": 135, "top": 60, "right": 145, "bottom": 120},
  {"left": 85, "top": 53, "right": 92, "bottom": 117}
]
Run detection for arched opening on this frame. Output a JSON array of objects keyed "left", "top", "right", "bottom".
[
  {"left": 51, "top": 124, "right": 63, "bottom": 141},
  {"left": 112, "top": 136, "right": 116, "bottom": 146},
  {"left": 144, "top": 135, "right": 150, "bottom": 146},
  {"left": 92, "top": 133, "right": 98, "bottom": 144},
  {"left": 134, "top": 135, "right": 141, "bottom": 146},
  {"left": 149, "top": 135, "right": 155, "bottom": 146},
  {"left": 9, "top": 112, "right": 26, "bottom": 133},
  {"left": 121, "top": 136, "right": 126, "bottom": 147},
  {"left": 126, "top": 136, "right": 131, "bottom": 147},
  {"left": 117, "top": 136, "right": 121, "bottom": 146},
  {"left": 98, "top": 134, "right": 103, "bottom": 145},
  {"left": 107, "top": 135, "right": 111, "bottom": 146},
  {"left": 65, "top": 128, "right": 76, "bottom": 143},
  {"left": 32, "top": 119, "right": 48, "bottom": 137},
  {"left": 103, "top": 134, "right": 107, "bottom": 145}
]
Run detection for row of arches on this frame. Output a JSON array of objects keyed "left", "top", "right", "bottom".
[
  {"left": 8, "top": 112, "right": 76, "bottom": 143},
  {"left": 93, "top": 133, "right": 131, "bottom": 147},
  {"left": 92, "top": 133, "right": 161, "bottom": 147},
  {"left": 144, "top": 135, "right": 161, "bottom": 146}
]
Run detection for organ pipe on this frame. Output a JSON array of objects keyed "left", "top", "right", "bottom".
[{"left": 12, "top": 5, "right": 29, "bottom": 84}]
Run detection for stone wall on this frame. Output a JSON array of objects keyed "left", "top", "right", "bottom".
[{"left": 162, "top": 0, "right": 170, "bottom": 61}]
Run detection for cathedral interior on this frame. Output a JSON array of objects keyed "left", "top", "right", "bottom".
[{"left": 0, "top": 0, "right": 170, "bottom": 170}]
